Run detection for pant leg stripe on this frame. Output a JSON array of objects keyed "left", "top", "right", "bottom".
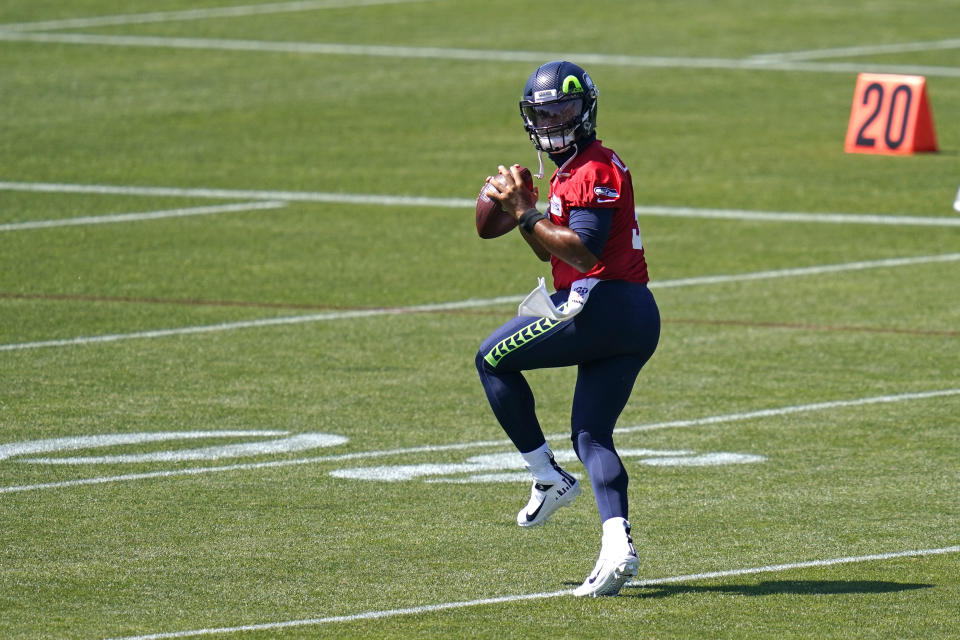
[{"left": 483, "top": 316, "right": 563, "bottom": 367}]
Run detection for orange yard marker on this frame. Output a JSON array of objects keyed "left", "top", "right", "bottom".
[{"left": 845, "top": 73, "right": 938, "bottom": 155}]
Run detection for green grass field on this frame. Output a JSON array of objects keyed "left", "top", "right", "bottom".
[{"left": 1, "top": 1, "right": 958, "bottom": 638}]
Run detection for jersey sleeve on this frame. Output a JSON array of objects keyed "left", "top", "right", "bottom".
[{"left": 568, "top": 160, "right": 624, "bottom": 209}]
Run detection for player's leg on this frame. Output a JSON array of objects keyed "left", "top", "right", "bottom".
[
  {"left": 570, "top": 354, "right": 646, "bottom": 596},
  {"left": 568, "top": 283, "right": 660, "bottom": 596},
  {"left": 475, "top": 283, "right": 652, "bottom": 448},
  {"left": 570, "top": 354, "right": 647, "bottom": 521},
  {"left": 475, "top": 282, "right": 658, "bottom": 533},
  {"left": 475, "top": 310, "right": 569, "bottom": 453},
  {"left": 475, "top": 303, "right": 583, "bottom": 527}
]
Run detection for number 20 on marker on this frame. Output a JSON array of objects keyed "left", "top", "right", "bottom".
[{"left": 844, "top": 73, "right": 938, "bottom": 156}]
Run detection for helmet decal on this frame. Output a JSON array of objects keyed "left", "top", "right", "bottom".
[
  {"left": 562, "top": 75, "right": 583, "bottom": 94},
  {"left": 533, "top": 89, "right": 558, "bottom": 102}
]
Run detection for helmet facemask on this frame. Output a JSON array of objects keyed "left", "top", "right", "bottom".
[{"left": 520, "top": 97, "right": 587, "bottom": 153}]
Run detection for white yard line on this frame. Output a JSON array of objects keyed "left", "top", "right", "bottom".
[
  {"left": 1, "top": 32, "right": 959, "bottom": 78},
  {"left": 3, "top": 181, "right": 959, "bottom": 227},
  {"left": 751, "top": 37, "right": 960, "bottom": 63},
  {"left": 0, "top": 180, "right": 472, "bottom": 209},
  {"left": 0, "top": 0, "right": 430, "bottom": 32},
  {"left": 0, "top": 438, "right": 513, "bottom": 495},
  {"left": 613, "top": 388, "right": 960, "bottom": 436},
  {"left": 634, "top": 205, "right": 960, "bottom": 228},
  {"left": 0, "top": 201, "right": 285, "bottom": 231},
  {"left": 632, "top": 545, "right": 960, "bottom": 587},
  {"left": 1, "top": 252, "right": 957, "bottom": 353},
  {"left": 2, "top": 388, "right": 957, "bottom": 495},
  {"left": 648, "top": 253, "right": 960, "bottom": 289},
  {"left": 102, "top": 544, "right": 960, "bottom": 639},
  {"left": 0, "top": 295, "right": 520, "bottom": 352},
  {"left": 3, "top": 2, "right": 957, "bottom": 71}
]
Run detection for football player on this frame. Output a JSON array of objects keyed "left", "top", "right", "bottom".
[{"left": 478, "top": 60, "right": 660, "bottom": 597}]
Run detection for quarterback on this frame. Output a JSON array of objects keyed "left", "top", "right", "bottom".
[{"left": 478, "top": 60, "right": 661, "bottom": 597}]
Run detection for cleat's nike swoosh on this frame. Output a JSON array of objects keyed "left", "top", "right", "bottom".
[
  {"left": 525, "top": 500, "right": 546, "bottom": 522},
  {"left": 517, "top": 475, "right": 579, "bottom": 527}
]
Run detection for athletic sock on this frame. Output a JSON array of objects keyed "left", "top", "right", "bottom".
[
  {"left": 601, "top": 517, "right": 633, "bottom": 552},
  {"left": 520, "top": 442, "right": 565, "bottom": 484}
]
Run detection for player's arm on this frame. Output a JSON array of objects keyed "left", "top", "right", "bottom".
[
  {"left": 488, "top": 165, "right": 610, "bottom": 272},
  {"left": 520, "top": 207, "right": 610, "bottom": 272},
  {"left": 518, "top": 225, "right": 552, "bottom": 262}
]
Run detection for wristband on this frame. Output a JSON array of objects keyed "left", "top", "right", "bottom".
[{"left": 518, "top": 208, "right": 546, "bottom": 233}]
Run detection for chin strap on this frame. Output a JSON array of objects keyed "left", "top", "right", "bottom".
[
  {"left": 556, "top": 143, "right": 579, "bottom": 178},
  {"left": 533, "top": 141, "right": 580, "bottom": 180}
]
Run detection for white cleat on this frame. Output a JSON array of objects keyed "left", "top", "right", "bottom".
[
  {"left": 516, "top": 469, "right": 580, "bottom": 527},
  {"left": 573, "top": 552, "right": 639, "bottom": 597},
  {"left": 573, "top": 521, "right": 639, "bottom": 597}
]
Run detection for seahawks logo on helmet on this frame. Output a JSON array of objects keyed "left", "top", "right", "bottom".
[{"left": 519, "top": 60, "right": 599, "bottom": 154}]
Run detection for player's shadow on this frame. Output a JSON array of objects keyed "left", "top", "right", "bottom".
[{"left": 621, "top": 580, "right": 932, "bottom": 599}]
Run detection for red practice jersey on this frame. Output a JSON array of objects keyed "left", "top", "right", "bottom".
[{"left": 546, "top": 140, "right": 649, "bottom": 290}]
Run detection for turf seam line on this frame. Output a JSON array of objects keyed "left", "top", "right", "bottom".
[
  {"left": 1, "top": 293, "right": 958, "bottom": 338},
  {"left": 100, "top": 544, "right": 960, "bottom": 639},
  {"left": 2, "top": 388, "right": 956, "bottom": 495},
  {"left": 2, "top": 253, "right": 958, "bottom": 352}
]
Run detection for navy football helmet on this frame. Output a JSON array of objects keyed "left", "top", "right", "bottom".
[{"left": 519, "top": 60, "right": 598, "bottom": 154}]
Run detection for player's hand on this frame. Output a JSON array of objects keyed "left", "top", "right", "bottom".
[{"left": 485, "top": 164, "right": 538, "bottom": 219}]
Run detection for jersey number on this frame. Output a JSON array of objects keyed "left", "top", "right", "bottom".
[{"left": 632, "top": 212, "right": 643, "bottom": 250}]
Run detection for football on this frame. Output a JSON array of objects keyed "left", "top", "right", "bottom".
[{"left": 475, "top": 167, "right": 534, "bottom": 239}]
